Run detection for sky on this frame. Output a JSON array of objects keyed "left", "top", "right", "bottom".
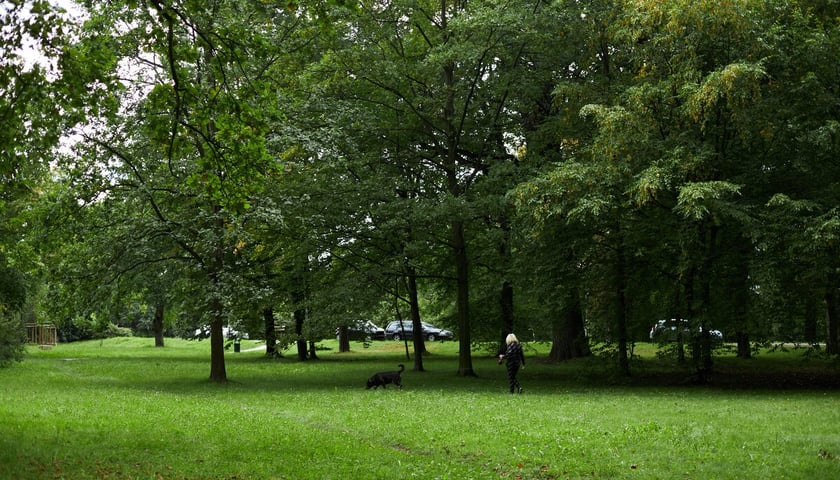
[{"left": 2, "top": 0, "right": 85, "bottom": 72}]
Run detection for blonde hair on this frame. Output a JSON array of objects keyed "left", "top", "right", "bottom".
[{"left": 505, "top": 333, "right": 519, "bottom": 345}]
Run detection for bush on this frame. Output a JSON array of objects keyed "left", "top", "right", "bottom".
[
  {"left": 95, "top": 322, "right": 133, "bottom": 339},
  {"left": 0, "top": 308, "right": 26, "bottom": 367}
]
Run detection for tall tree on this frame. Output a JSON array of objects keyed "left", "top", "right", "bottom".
[
  {"left": 55, "top": 0, "right": 317, "bottom": 381},
  {"left": 333, "top": 0, "right": 541, "bottom": 376},
  {"left": 0, "top": 0, "right": 71, "bottom": 364}
]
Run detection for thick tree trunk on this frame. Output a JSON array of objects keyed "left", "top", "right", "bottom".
[
  {"left": 263, "top": 307, "right": 277, "bottom": 357},
  {"left": 337, "top": 325, "right": 350, "bottom": 353},
  {"left": 453, "top": 220, "right": 475, "bottom": 377},
  {"left": 153, "top": 303, "right": 165, "bottom": 348},
  {"left": 736, "top": 331, "right": 751, "bottom": 359},
  {"left": 548, "top": 291, "right": 590, "bottom": 362},
  {"left": 209, "top": 297, "right": 227, "bottom": 382}
]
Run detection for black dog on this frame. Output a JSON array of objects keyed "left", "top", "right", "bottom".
[{"left": 366, "top": 364, "right": 404, "bottom": 390}]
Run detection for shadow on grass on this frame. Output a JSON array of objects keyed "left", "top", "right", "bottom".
[
  {"left": 114, "top": 353, "right": 840, "bottom": 400},
  {"left": 25, "top": 338, "right": 840, "bottom": 396}
]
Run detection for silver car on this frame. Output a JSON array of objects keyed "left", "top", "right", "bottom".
[{"left": 650, "top": 319, "right": 722, "bottom": 342}]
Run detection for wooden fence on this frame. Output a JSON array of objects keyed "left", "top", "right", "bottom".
[{"left": 26, "top": 323, "right": 57, "bottom": 346}]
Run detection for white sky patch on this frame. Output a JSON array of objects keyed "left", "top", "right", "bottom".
[{"left": 2, "top": 0, "right": 86, "bottom": 74}]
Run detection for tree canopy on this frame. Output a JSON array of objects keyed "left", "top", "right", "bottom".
[{"left": 4, "top": 0, "right": 840, "bottom": 380}]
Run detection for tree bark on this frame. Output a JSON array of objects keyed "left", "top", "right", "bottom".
[
  {"left": 407, "top": 265, "right": 425, "bottom": 372},
  {"left": 825, "top": 287, "right": 839, "bottom": 355},
  {"left": 699, "top": 225, "right": 717, "bottom": 374},
  {"left": 499, "top": 279, "right": 514, "bottom": 354},
  {"left": 440, "top": 1, "right": 475, "bottom": 378},
  {"left": 337, "top": 325, "right": 350, "bottom": 353},
  {"left": 453, "top": 219, "right": 475, "bottom": 377},
  {"left": 615, "top": 240, "right": 630, "bottom": 376},
  {"left": 736, "top": 331, "right": 751, "bottom": 359},
  {"left": 208, "top": 297, "right": 227, "bottom": 382},
  {"left": 208, "top": 224, "right": 227, "bottom": 383},
  {"left": 294, "top": 306, "right": 307, "bottom": 361},
  {"left": 263, "top": 307, "right": 277, "bottom": 357},
  {"left": 548, "top": 291, "right": 590, "bottom": 362},
  {"left": 804, "top": 295, "right": 818, "bottom": 344},
  {"left": 153, "top": 303, "right": 165, "bottom": 348}
]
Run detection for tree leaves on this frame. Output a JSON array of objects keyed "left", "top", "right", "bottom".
[{"left": 675, "top": 181, "right": 742, "bottom": 221}]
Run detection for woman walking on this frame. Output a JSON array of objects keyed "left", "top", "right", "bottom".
[{"left": 498, "top": 333, "right": 525, "bottom": 394}]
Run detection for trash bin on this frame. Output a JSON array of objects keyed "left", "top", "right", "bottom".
[{"left": 233, "top": 339, "right": 241, "bottom": 353}]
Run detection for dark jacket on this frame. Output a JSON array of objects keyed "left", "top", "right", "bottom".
[{"left": 504, "top": 342, "right": 525, "bottom": 367}]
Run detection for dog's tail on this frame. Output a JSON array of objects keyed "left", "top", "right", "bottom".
[{"left": 397, "top": 363, "right": 405, "bottom": 372}]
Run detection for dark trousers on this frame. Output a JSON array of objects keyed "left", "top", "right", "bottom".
[{"left": 506, "top": 363, "right": 521, "bottom": 393}]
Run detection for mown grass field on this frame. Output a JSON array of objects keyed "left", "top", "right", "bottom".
[{"left": 1, "top": 337, "right": 838, "bottom": 479}]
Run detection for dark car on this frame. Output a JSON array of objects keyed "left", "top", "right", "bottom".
[
  {"left": 336, "top": 320, "right": 385, "bottom": 341},
  {"left": 649, "top": 319, "right": 723, "bottom": 342},
  {"left": 384, "top": 320, "right": 454, "bottom": 342}
]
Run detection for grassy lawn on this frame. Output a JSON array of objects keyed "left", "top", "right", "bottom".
[{"left": 1, "top": 338, "right": 838, "bottom": 479}]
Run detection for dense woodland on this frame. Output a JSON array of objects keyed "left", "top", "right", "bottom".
[{"left": 2, "top": 0, "right": 840, "bottom": 381}]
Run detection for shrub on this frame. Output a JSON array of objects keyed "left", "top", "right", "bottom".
[
  {"left": 0, "top": 308, "right": 26, "bottom": 367},
  {"left": 95, "top": 322, "right": 133, "bottom": 339}
]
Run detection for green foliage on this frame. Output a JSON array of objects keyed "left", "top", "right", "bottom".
[
  {"left": 0, "top": 264, "right": 28, "bottom": 366},
  {"left": 0, "top": 308, "right": 26, "bottom": 367},
  {"left": 7, "top": 0, "right": 840, "bottom": 384},
  {"left": 675, "top": 181, "right": 742, "bottom": 221}
]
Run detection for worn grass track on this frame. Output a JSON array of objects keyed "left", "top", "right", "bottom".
[{"left": 1, "top": 337, "right": 838, "bottom": 479}]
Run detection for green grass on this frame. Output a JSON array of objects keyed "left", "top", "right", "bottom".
[{"left": 1, "top": 338, "right": 839, "bottom": 479}]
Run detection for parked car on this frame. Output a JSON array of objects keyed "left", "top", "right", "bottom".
[
  {"left": 336, "top": 320, "right": 385, "bottom": 341},
  {"left": 384, "top": 320, "right": 453, "bottom": 341},
  {"left": 194, "top": 325, "right": 247, "bottom": 340},
  {"left": 649, "top": 319, "right": 722, "bottom": 342}
]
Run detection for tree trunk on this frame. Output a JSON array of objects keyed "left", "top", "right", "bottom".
[
  {"left": 208, "top": 233, "right": 227, "bottom": 382},
  {"left": 736, "top": 331, "right": 751, "bottom": 359},
  {"left": 208, "top": 297, "right": 227, "bottom": 382},
  {"left": 153, "top": 302, "right": 165, "bottom": 348},
  {"left": 804, "top": 295, "right": 818, "bottom": 345},
  {"left": 732, "top": 238, "right": 751, "bottom": 359},
  {"left": 698, "top": 225, "right": 717, "bottom": 375},
  {"left": 337, "top": 325, "right": 350, "bottom": 353},
  {"left": 292, "top": 261, "right": 308, "bottom": 361},
  {"left": 499, "top": 280, "right": 514, "bottom": 354},
  {"left": 440, "top": 2, "right": 474, "bottom": 377},
  {"left": 263, "top": 307, "right": 277, "bottom": 357},
  {"left": 453, "top": 219, "right": 475, "bottom": 377},
  {"left": 497, "top": 211, "right": 514, "bottom": 354},
  {"left": 615, "top": 245, "right": 630, "bottom": 376},
  {"left": 308, "top": 340, "right": 319, "bottom": 360},
  {"left": 678, "top": 270, "right": 694, "bottom": 364},
  {"left": 548, "top": 291, "right": 590, "bottom": 362},
  {"left": 825, "top": 287, "right": 839, "bottom": 355},
  {"left": 407, "top": 265, "right": 425, "bottom": 372},
  {"left": 397, "top": 191, "right": 425, "bottom": 368},
  {"left": 294, "top": 306, "right": 307, "bottom": 361}
]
